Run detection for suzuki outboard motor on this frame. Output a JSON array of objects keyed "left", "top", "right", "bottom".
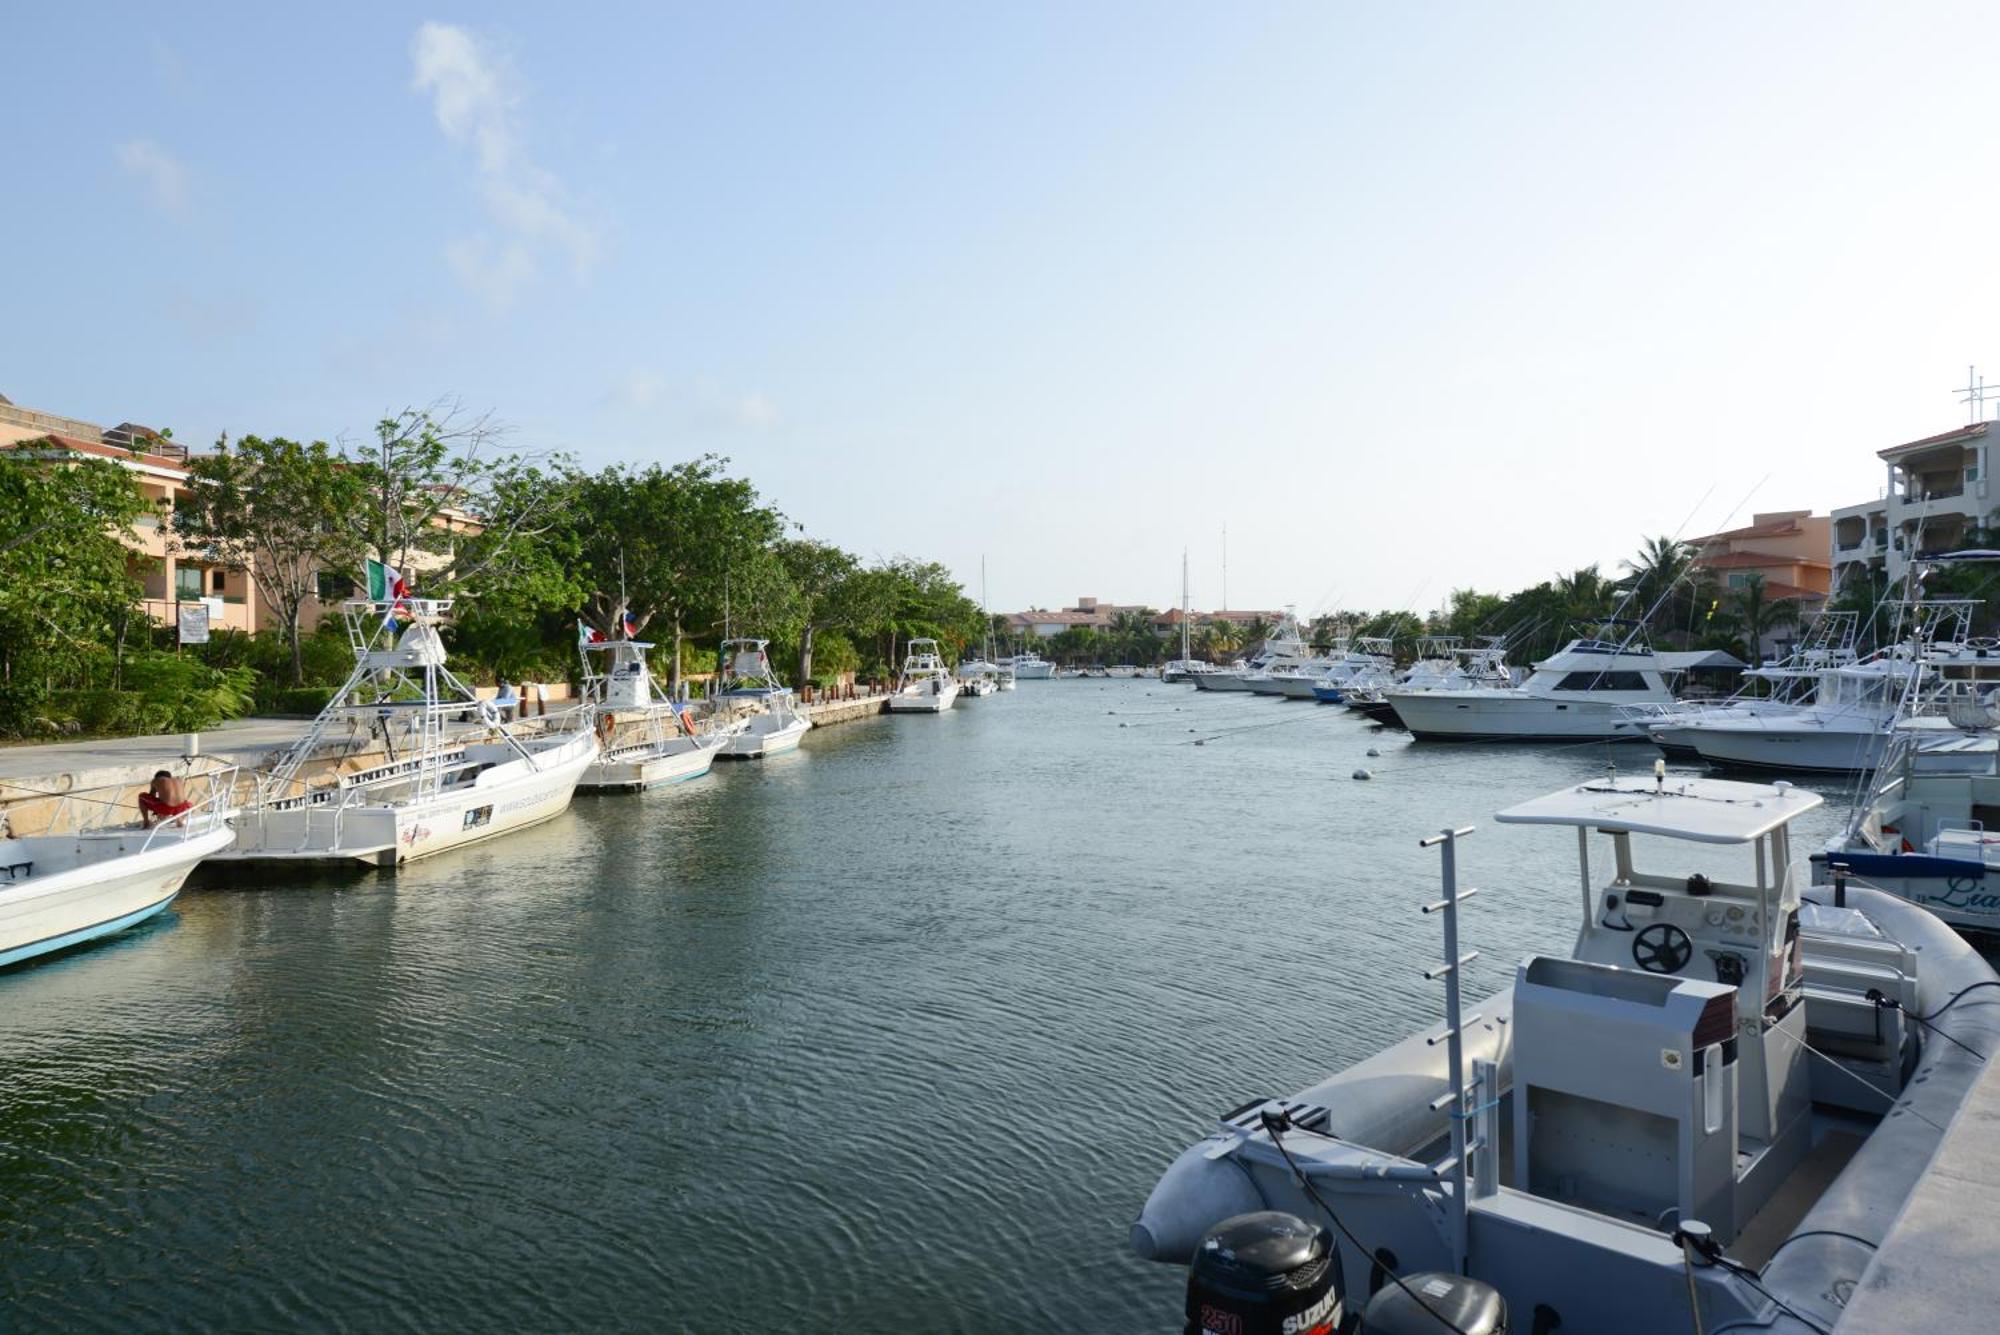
[
  {"left": 1185, "top": 1211, "right": 1342, "bottom": 1335},
  {"left": 1362, "top": 1272, "right": 1506, "bottom": 1334}
]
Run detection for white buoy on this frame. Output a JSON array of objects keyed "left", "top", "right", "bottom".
[{"left": 1352, "top": 767, "right": 1372, "bottom": 780}]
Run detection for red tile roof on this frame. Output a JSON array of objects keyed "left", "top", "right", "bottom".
[
  {"left": 1881, "top": 422, "right": 1988, "bottom": 458},
  {"left": 3, "top": 432, "right": 188, "bottom": 472}
]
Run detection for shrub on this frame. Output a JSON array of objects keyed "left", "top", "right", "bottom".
[{"left": 266, "top": 686, "right": 337, "bottom": 716}]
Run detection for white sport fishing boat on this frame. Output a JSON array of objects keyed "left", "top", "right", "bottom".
[
  {"left": 889, "top": 638, "right": 961, "bottom": 713},
  {"left": 1, "top": 769, "right": 237, "bottom": 968},
  {"left": 1200, "top": 615, "right": 1310, "bottom": 694},
  {"left": 217, "top": 599, "right": 597, "bottom": 868},
  {"left": 1625, "top": 612, "right": 1861, "bottom": 757},
  {"left": 577, "top": 629, "right": 728, "bottom": 790},
  {"left": 711, "top": 638, "right": 812, "bottom": 758},
  {"left": 1136, "top": 771, "right": 1999, "bottom": 1335},
  {"left": 1387, "top": 635, "right": 1675, "bottom": 740}
]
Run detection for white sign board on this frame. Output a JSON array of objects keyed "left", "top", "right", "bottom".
[{"left": 177, "top": 603, "right": 210, "bottom": 644}]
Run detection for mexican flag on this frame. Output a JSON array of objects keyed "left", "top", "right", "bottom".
[
  {"left": 578, "top": 619, "right": 606, "bottom": 647},
  {"left": 366, "top": 558, "right": 409, "bottom": 603}
]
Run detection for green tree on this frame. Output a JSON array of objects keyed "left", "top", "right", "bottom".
[
  {"left": 0, "top": 441, "right": 147, "bottom": 732},
  {"left": 1619, "top": 535, "right": 1696, "bottom": 623},
  {"left": 774, "top": 538, "right": 863, "bottom": 687},
  {"left": 565, "top": 456, "right": 787, "bottom": 686},
  {"left": 1731, "top": 573, "right": 1801, "bottom": 663},
  {"left": 174, "top": 434, "right": 370, "bottom": 684}
]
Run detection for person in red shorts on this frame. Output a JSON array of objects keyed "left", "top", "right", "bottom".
[{"left": 138, "top": 771, "right": 191, "bottom": 827}]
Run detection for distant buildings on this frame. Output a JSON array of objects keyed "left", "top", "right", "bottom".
[
  {"left": 1689, "top": 511, "right": 1831, "bottom": 609},
  {"left": 0, "top": 396, "right": 266, "bottom": 633},
  {"left": 1832, "top": 421, "right": 1996, "bottom": 593},
  {"left": 1002, "top": 597, "right": 1285, "bottom": 639},
  {"left": 1, "top": 391, "right": 478, "bottom": 637}
]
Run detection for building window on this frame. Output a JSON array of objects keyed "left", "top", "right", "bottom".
[
  {"left": 211, "top": 569, "right": 227, "bottom": 593},
  {"left": 317, "top": 569, "right": 352, "bottom": 601},
  {"left": 175, "top": 566, "right": 204, "bottom": 601}
]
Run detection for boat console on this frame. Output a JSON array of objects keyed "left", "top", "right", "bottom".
[{"left": 1497, "top": 772, "right": 1822, "bottom": 1240}]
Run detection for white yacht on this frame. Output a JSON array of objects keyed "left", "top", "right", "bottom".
[
  {"left": 1294, "top": 636, "right": 1397, "bottom": 702},
  {"left": 1159, "top": 660, "right": 1214, "bottom": 684},
  {"left": 1002, "top": 650, "right": 1055, "bottom": 680},
  {"left": 217, "top": 599, "right": 597, "bottom": 867},
  {"left": 577, "top": 632, "right": 729, "bottom": 790},
  {"left": 1, "top": 769, "right": 236, "bottom": 968},
  {"left": 1387, "top": 636, "right": 1675, "bottom": 740},
  {"left": 889, "top": 637, "right": 961, "bottom": 713},
  {"left": 711, "top": 638, "right": 812, "bottom": 758},
  {"left": 1136, "top": 772, "right": 1999, "bottom": 1334}
]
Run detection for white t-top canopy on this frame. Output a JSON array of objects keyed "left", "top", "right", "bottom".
[{"left": 1494, "top": 775, "right": 1823, "bottom": 844}]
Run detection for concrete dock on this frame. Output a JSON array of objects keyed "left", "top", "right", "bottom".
[{"left": 1836, "top": 1035, "right": 2000, "bottom": 1331}]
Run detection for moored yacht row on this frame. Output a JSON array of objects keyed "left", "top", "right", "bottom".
[{"left": 2, "top": 598, "right": 1010, "bottom": 972}]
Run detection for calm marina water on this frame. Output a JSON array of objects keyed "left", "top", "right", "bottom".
[{"left": 0, "top": 685, "right": 1855, "bottom": 1331}]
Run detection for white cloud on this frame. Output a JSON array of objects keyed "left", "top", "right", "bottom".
[
  {"left": 600, "top": 374, "right": 780, "bottom": 431},
  {"left": 115, "top": 139, "right": 190, "bottom": 218},
  {"left": 733, "top": 394, "right": 780, "bottom": 429},
  {"left": 411, "top": 21, "right": 595, "bottom": 307}
]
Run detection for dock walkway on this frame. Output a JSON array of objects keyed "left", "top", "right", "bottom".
[{"left": 1836, "top": 1040, "right": 2000, "bottom": 1331}]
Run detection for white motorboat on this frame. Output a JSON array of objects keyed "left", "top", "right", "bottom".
[
  {"left": 1387, "top": 636, "right": 1675, "bottom": 740},
  {"left": 1213, "top": 615, "right": 1314, "bottom": 695},
  {"left": 1817, "top": 724, "right": 2000, "bottom": 934},
  {"left": 216, "top": 599, "right": 597, "bottom": 868},
  {"left": 888, "top": 638, "right": 962, "bottom": 713},
  {"left": 1, "top": 769, "right": 237, "bottom": 968},
  {"left": 577, "top": 631, "right": 729, "bottom": 790},
  {"left": 1623, "top": 612, "right": 1861, "bottom": 756},
  {"left": 1159, "top": 659, "right": 1213, "bottom": 684},
  {"left": 1136, "top": 771, "right": 2000, "bottom": 1335},
  {"left": 1681, "top": 659, "right": 1916, "bottom": 773},
  {"left": 1003, "top": 650, "right": 1055, "bottom": 680},
  {"left": 1107, "top": 664, "right": 1140, "bottom": 678},
  {"left": 711, "top": 638, "right": 812, "bottom": 758}
]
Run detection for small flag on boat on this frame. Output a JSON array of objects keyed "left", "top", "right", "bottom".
[
  {"left": 365, "top": 558, "right": 408, "bottom": 604},
  {"left": 621, "top": 608, "right": 639, "bottom": 639},
  {"left": 578, "top": 619, "right": 606, "bottom": 647},
  {"left": 367, "top": 558, "right": 412, "bottom": 632}
]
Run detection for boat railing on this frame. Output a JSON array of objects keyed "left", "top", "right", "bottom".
[{"left": 1, "top": 765, "right": 239, "bottom": 852}]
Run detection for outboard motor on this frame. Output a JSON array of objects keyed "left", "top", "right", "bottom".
[
  {"left": 1185, "top": 1211, "right": 1342, "bottom": 1335},
  {"left": 1362, "top": 1272, "right": 1506, "bottom": 1334}
]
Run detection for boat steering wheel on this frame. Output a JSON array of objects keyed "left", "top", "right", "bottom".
[{"left": 1633, "top": 923, "right": 1694, "bottom": 974}]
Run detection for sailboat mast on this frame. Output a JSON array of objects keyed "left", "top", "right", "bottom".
[{"left": 1181, "top": 549, "right": 1191, "bottom": 661}]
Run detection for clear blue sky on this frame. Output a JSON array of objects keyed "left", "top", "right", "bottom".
[{"left": 7, "top": 4, "right": 2000, "bottom": 616}]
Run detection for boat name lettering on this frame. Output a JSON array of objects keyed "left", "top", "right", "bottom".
[{"left": 1921, "top": 879, "right": 2000, "bottom": 914}]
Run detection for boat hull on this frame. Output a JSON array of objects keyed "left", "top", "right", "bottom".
[
  {"left": 1193, "top": 672, "right": 1249, "bottom": 692},
  {"left": 719, "top": 714, "right": 811, "bottom": 759},
  {"left": 218, "top": 733, "right": 597, "bottom": 867},
  {"left": 1688, "top": 726, "right": 1889, "bottom": 774},
  {"left": 577, "top": 737, "right": 724, "bottom": 791},
  {"left": 1387, "top": 691, "right": 1658, "bottom": 741},
  {"left": 1, "top": 825, "right": 235, "bottom": 968},
  {"left": 887, "top": 681, "right": 961, "bottom": 712}
]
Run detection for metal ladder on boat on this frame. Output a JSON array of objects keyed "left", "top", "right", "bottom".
[{"left": 1420, "top": 825, "right": 1501, "bottom": 1276}]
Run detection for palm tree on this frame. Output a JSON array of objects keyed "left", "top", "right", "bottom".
[
  {"left": 1555, "top": 565, "right": 1617, "bottom": 626},
  {"left": 1733, "top": 574, "right": 1800, "bottom": 664},
  {"left": 1620, "top": 536, "right": 1696, "bottom": 625},
  {"left": 1237, "top": 616, "right": 1273, "bottom": 651},
  {"left": 1201, "top": 619, "right": 1243, "bottom": 663}
]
